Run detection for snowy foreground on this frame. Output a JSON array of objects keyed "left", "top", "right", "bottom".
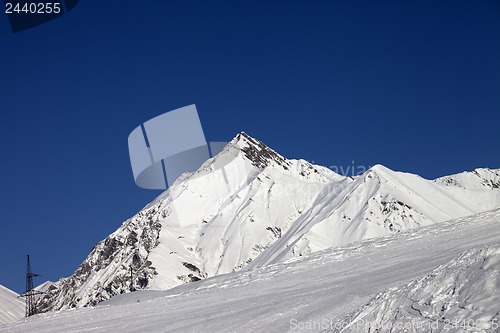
[{"left": 3, "top": 209, "right": 500, "bottom": 333}]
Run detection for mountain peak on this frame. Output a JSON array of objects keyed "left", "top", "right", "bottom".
[
  {"left": 229, "top": 132, "right": 291, "bottom": 170},
  {"left": 363, "top": 164, "right": 393, "bottom": 181},
  {"left": 369, "top": 164, "right": 390, "bottom": 173}
]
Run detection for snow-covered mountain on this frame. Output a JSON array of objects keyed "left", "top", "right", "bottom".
[
  {"left": 0, "top": 285, "right": 24, "bottom": 325},
  {"left": 37, "top": 132, "right": 500, "bottom": 312}
]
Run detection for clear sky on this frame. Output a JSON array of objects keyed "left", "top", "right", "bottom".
[{"left": 1, "top": 1, "right": 499, "bottom": 293}]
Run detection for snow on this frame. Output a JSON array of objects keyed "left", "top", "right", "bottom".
[
  {"left": 36, "top": 132, "right": 500, "bottom": 312},
  {"left": 435, "top": 168, "right": 500, "bottom": 190},
  {"left": 0, "top": 285, "right": 24, "bottom": 325},
  {"left": 4, "top": 208, "right": 500, "bottom": 333},
  {"left": 246, "top": 164, "right": 500, "bottom": 269},
  {"left": 339, "top": 244, "right": 500, "bottom": 332}
]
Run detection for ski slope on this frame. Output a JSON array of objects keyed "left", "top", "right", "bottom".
[
  {"left": 4, "top": 209, "right": 500, "bottom": 333},
  {"left": 340, "top": 245, "right": 500, "bottom": 332}
]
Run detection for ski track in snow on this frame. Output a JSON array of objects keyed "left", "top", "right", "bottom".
[{"left": 3, "top": 209, "right": 500, "bottom": 333}]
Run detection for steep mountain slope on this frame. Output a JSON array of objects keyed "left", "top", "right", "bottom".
[
  {"left": 5, "top": 209, "right": 500, "bottom": 333},
  {"left": 37, "top": 132, "right": 500, "bottom": 312},
  {"left": 0, "top": 285, "right": 24, "bottom": 325}
]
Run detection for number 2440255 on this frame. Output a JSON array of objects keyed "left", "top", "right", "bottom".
[{"left": 5, "top": 2, "right": 61, "bottom": 14}]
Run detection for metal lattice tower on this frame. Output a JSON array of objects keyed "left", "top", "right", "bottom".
[{"left": 19, "top": 255, "right": 43, "bottom": 317}]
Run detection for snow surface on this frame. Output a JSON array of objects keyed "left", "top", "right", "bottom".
[
  {"left": 37, "top": 133, "right": 500, "bottom": 311},
  {"left": 4, "top": 209, "right": 500, "bottom": 333},
  {"left": 339, "top": 244, "right": 500, "bottom": 332},
  {"left": 0, "top": 285, "right": 24, "bottom": 325}
]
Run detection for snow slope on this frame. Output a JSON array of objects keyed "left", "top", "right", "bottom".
[
  {"left": 0, "top": 285, "right": 24, "bottom": 325},
  {"left": 37, "top": 132, "right": 500, "bottom": 311},
  {"left": 4, "top": 209, "right": 500, "bottom": 333},
  {"left": 339, "top": 245, "right": 500, "bottom": 333}
]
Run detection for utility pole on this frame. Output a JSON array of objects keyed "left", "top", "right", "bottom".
[
  {"left": 19, "top": 255, "right": 43, "bottom": 317},
  {"left": 130, "top": 266, "right": 135, "bottom": 292}
]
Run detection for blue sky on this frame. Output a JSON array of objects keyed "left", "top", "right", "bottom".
[{"left": 1, "top": 1, "right": 499, "bottom": 293}]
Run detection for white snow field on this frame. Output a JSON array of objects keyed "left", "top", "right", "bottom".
[
  {"left": 0, "top": 285, "right": 24, "bottom": 325},
  {"left": 3, "top": 209, "right": 500, "bottom": 333}
]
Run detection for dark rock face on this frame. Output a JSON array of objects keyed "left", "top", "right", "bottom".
[
  {"left": 474, "top": 169, "right": 500, "bottom": 189},
  {"left": 238, "top": 132, "right": 291, "bottom": 170},
  {"left": 38, "top": 203, "right": 163, "bottom": 312}
]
